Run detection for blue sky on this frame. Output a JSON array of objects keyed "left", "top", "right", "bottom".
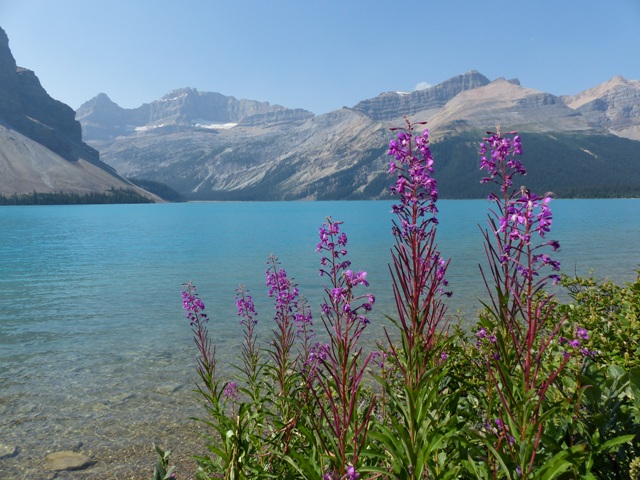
[{"left": 2, "top": 0, "right": 639, "bottom": 114}]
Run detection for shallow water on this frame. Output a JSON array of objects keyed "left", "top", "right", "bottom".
[{"left": 1, "top": 199, "right": 638, "bottom": 478}]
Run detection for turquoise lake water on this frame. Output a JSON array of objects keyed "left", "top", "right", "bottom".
[{"left": 0, "top": 199, "right": 639, "bottom": 477}]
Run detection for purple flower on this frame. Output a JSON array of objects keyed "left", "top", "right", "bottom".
[
  {"left": 576, "top": 326, "right": 589, "bottom": 340},
  {"left": 388, "top": 127, "right": 440, "bottom": 227},
  {"left": 235, "top": 290, "right": 257, "bottom": 327},
  {"left": 317, "top": 218, "right": 352, "bottom": 278},
  {"left": 479, "top": 132, "right": 526, "bottom": 192},
  {"left": 568, "top": 339, "right": 581, "bottom": 349},
  {"left": 223, "top": 381, "right": 239, "bottom": 401},
  {"left": 371, "top": 351, "right": 387, "bottom": 369},
  {"left": 346, "top": 465, "right": 359, "bottom": 480},
  {"left": 317, "top": 217, "right": 374, "bottom": 333},
  {"left": 294, "top": 310, "right": 314, "bottom": 334},
  {"left": 481, "top": 133, "right": 562, "bottom": 288},
  {"left": 305, "top": 342, "right": 329, "bottom": 373},
  {"left": 266, "top": 256, "right": 313, "bottom": 339},
  {"left": 182, "top": 283, "right": 208, "bottom": 326},
  {"left": 344, "top": 270, "right": 369, "bottom": 287}
]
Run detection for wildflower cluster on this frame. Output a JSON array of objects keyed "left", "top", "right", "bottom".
[
  {"left": 388, "top": 120, "right": 438, "bottom": 238},
  {"left": 476, "top": 128, "right": 580, "bottom": 477},
  {"left": 311, "top": 217, "right": 376, "bottom": 478},
  {"left": 181, "top": 284, "right": 207, "bottom": 327},
  {"left": 265, "top": 255, "right": 312, "bottom": 410},
  {"left": 266, "top": 257, "right": 313, "bottom": 338},
  {"left": 235, "top": 287, "right": 257, "bottom": 327},
  {"left": 480, "top": 131, "right": 525, "bottom": 192},
  {"left": 317, "top": 217, "right": 375, "bottom": 327},
  {"left": 266, "top": 255, "right": 299, "bottom": 312},
  {"left": 359, "top": 118, "right": 461, "bottom": 480},
  {"left": 559, "top": 324, "right": 597, "bottom": 359},
  {"left": 174, "top": 122, "right": 638, "bottom": 480},
  {"left": 235, "top": 285, "right": 262, "bottom": 402},
  {"left": 386, "top": 118, "right": 451, "bottom": 368}
]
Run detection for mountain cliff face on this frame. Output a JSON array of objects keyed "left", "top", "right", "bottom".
[
  {"left": 0, "top": 26, "right": 156, "bottom": 199},
  {"left": 351, "top": 71, "right": 491, "bottom": 121},
  {"left": 0, "top": 28, "right": 96, "bottom": 163},
  {"left": 79, "top": 71, "right": 640, "bottom": 200}
]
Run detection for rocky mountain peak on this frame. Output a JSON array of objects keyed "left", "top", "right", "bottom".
[
  {"left": 75, "top": 64, "right": 639, "bottom": 201},
  {"left": 563, "top": 75, "right": 639, "bottom": 108},
  {"left": 351, "top": 71, "right": 491, "bottom": 121},
  {"left": 423, "top": 77, "right": 592, "bottom": 138},
  {"left": 562, "top": 75, "right": 640, "bottom": 140},
  {"left": 94, "top": 92, "right": 118, "bottom": 105}
]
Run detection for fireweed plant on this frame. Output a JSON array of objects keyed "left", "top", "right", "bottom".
[
  {"left": 181, "top": 283, "right": 252, "bottom": 478},
  {"left": 264, "top": 254, "right": 314, "bottom": 468},
  {"left": 176, "top": 123, "right": 638, "bottom": 479},
  {"left": 367, "top": 118, "right": 462, "bottom": 479},
  {"left": 470, "top": 128, "right": 601, "bottom": 478},
  {"left": 307, "top": 217, "right": 377, "bottom": 479}
]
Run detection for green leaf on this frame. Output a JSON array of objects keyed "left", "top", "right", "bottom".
[
  {"left": 538, "top": 444, "right": 586, "bottom": 480},
  {"left": 599, "top": 434, "right": 636, "bottom": 450}
]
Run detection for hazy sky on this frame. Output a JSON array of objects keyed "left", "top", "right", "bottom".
[{"left": 2, "top": 0, "right": 639, "bottom": 114}]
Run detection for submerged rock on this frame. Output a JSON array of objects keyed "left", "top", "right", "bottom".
[
  {"left": 45, "top": 450, "right": 93, "bottom": 471},
  {"left": 0, "top": 443, "right": 17, "bottom": 459}
]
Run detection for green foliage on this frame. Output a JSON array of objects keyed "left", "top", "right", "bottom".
[
  {"left": 0, "top": 188, "right": 154, "bottom": 205},
  {"left": 178, "top": 272, "right": 640, "bottom": 479},
  {"left": 631, "top": 456, "right": 640, "bottom": 479},
  {"left": 552, "top": 272, "right": 640, "bottom": 477},
  {"left": 560, "top": 272, "right": 640, "bottom": 369},
  {"left": 370, "top": 338, "right": 464, "bottom": 479},
  {"left": 152, "top": 445, "right": 175, "bottom": 480}
]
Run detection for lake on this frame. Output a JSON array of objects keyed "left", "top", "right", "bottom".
[{"left": 1, "top": 199, "right": 639, "bottom": 478}]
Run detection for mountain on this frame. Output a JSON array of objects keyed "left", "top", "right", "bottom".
[
  {"left": 75, "top": 88, "right": 314, "bottom": 140},
  {"left": 0, "top": 26, "right": 157, "bottom": 201},
  {"left": 351, "top": 71, "right": 492, "bottom": 121},
  {"left": 561, "top": 75, "right": 640, "bottom": 141},
  {"left": 78, "top": 72, "right": 640, "bottom": 201}
]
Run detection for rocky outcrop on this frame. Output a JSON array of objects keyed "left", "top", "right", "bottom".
[
  {"left": 351, "top": 71, "right": 491, "bottom": 121},
  {"left": 239, "top": 108, "right": 314, "bottom": 126}
]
